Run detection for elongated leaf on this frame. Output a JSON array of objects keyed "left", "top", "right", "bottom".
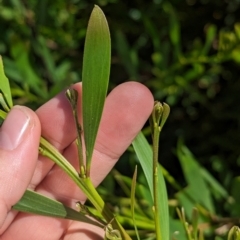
[
  {"left": 132, "top": 131, "right": 169, "bottom": 240},
  {"left": 200, "top": 167, "right": 228, "bottom": 199},
  {"left": 163, "top": 2, "right": 181, "bottom": 58},
  {"left": 177, "top": 140, "right": 214, "bottom": 213},
  {"left": 131, "top": 166, "right": 140, "bottom": 240},
  {"left": 132, "top": 132, "right": 153, "bottom": 197},
  {"left": 10, "top": 39, "right": 47, "bottom": 99},
  {"left": 13, "top": 189, "right": 103, "bottom": 227},
  {"left": 82, "top": 5, "right": 111, "bottom": 175},
  {"left": 0, "top": 56, "right": 13, "bottom": 109},
  {"left": 115, "top": 30, "right": 138, "bottom": 79}
]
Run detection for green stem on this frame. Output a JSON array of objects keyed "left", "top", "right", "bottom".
[
  {"left": 150, "top": 102, "right": 170, "bottom": 240},
  {"left": 152, "top": 125, "right": 162, "bottom": 240},
  {"left": 39, "top": 137, "right": 132, "bottom": 240},
  {"left": 65, "top": 88, "right": 85, "bottom": 177},
  {"left": 1, "top": 110, "right": 131, "bottom": 239},
  {"left": 74, "top": 111, "right": 85, "bottom": 177}
]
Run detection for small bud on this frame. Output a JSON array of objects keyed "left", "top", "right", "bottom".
[
  {"left": 228, "top": 226, "right": 240, "bottom": 240},
  {"left": 150, "top": 101, "right": 170, "bottom": 133},
  {"left": 66, "top": 87, "right": 78, "bottom": 109},
  {"left": 160, "top": 103, "right": 170, "bottom": 129},
  {"left": 153, "top": 101, "right": 163, "bottom": 127}
]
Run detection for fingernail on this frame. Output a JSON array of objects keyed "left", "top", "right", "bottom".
[{"left": 0, "top": 106, "right": 30, "bottom": 150}]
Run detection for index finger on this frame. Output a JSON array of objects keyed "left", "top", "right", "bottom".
[{"left": 31, "top": 82, "right": 153, "bottom": 188}]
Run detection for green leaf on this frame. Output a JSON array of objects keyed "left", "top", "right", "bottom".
[
  {"left": 82, "top": 5, "right": 111, "bottom": 175},
  {"left": 200, "top": 167, "right": 228, "bottom": 200},
  {"left": 115, "top": 30, "right": 138, "bottom": 79},
  {"left": 177, "top": 140, "right": 214, "bottom": 213},
  {"left": 132, "top": 131, "right": 169, "bottom": 240},
  {"left": 230, "top": 177, "right": 240, "bottom": 216},
  {"left": 235, "top": 23, "right": 240, "bottom": 40},
  {"left": 0, "top": 56, "right": 13, "bottom": 110},
  {"left": 169, "top": 218, "right": 186, "bottom": 240},
  {"left": 33, "top": 36, "right": 57, "bottom": 83},
  {"left": 191, "top": 208, "right": 199, "bottom": 239},
  {"left": 13, "top": 189, "right": 103, "bottom": 227},
  {"left": 201, "top": 24, "right": 217, "bottom": 55},
  {"left": 132, "top": 132, "right": 153, "bottom": 197},
  {"left": 163, "top": 2, "right": 181, "bottom": 58},
  {"left": 10, "top": 39, "right": 47, "bottom": 99},
  {"left": 130, "top": 166, "right": 140, "bottom": 240}
]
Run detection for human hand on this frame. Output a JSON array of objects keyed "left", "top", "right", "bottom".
[{"left": 0, "top": 82, "right": 153, "bottom": 240}]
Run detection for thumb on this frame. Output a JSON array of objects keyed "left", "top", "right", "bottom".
[{"left": 0, "top": 106, "right": 41, "bottom": 232}]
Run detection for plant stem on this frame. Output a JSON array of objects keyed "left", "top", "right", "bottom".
[
  {"left": 152, "top": 123, "right": 162, "bottom": 240},
  {"left": 65, "top": 88, "right": 86, "bottom": 177},
  {"left": 150, "top": 102, "right": 170, "bottom": 240},
  {"left": 39, "top": 137, "right": 132, "bottom": 240}
]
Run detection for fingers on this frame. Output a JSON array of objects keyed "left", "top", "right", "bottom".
[
  {"left": 29, "top": 83, "right": 81, "bottom": 188},
  {"left": 31, "top": 82, "right": 154, "bottom": 189},
  {"left": 0, "top": 106, "right": 41, "bottom": 233},
  {"left": 37, "top": 81, "right": 154, "bottom": 203},
  {"left": 3, "top": 82, "right": 153, "bottom": 239},
  {"left": 89, "top": 81, "right": 155, "bottom": 185}
]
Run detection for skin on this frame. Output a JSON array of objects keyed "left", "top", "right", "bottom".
[{"left": 0, "top": 82, "right": 154, "bottom": 240}]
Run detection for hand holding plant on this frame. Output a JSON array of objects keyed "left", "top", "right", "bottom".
[
  {"left": 0, "top": 5, "right": 171, "bottom": 240},
  {"left": 0, "top": 82, "right": 153, "bottom": 239}
]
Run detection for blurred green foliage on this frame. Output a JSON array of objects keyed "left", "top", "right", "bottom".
[{"left": 1, "top": 0, "right": 240, "bottom": 239}]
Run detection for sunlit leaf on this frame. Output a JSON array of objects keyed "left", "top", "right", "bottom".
[
  {"left": 82, "top": 5, "right": 111, "bottom": 175},
  {"left": 132, "top": 132, "right": 153, "bottom": 197},
  {"left": 131, "top": 166, "right": 140, "bottom": 240},
  {"left": 132, "top": 131, "right": 169, "bottom": 240}
]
